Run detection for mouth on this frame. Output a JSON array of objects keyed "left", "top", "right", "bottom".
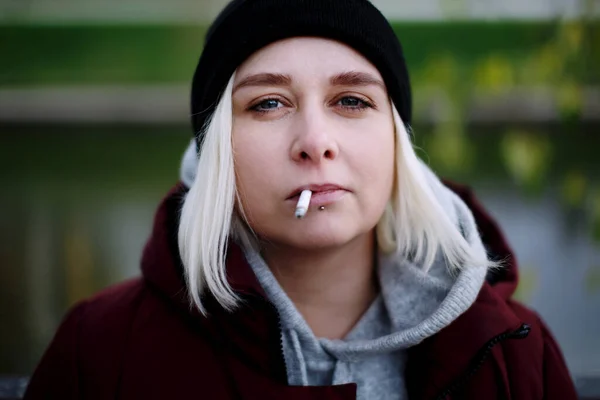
[{"left": 286, "top": 183, "right": 350, "bottom": 207}]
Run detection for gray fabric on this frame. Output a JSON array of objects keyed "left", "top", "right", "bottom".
[
  {"left": 242, "top": 162, "right": 489, "bottom": 400},
  {"left": 180, "top": 138, "right": 197, "bottom": 189},
  {"left": 246, "top": 249, "right": 409, "bottom": 399}
]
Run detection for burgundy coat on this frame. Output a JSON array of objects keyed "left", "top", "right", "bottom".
[{"left": 24, "top": 181, "right": 578, "bottom": 400}]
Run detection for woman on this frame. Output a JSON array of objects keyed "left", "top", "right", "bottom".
[{"left": 25, "top": 0, "right": 577, "bottom": 399}]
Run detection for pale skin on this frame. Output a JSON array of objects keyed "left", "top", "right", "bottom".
[{"left": 232, "top": 38, "right": 396, "bottom": 339}]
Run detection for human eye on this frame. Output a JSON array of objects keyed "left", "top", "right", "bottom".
[
  {"left": 336, "top": 96, "right": 375, "bottom": 112},
  {"left": 249, "top": 98, "right": 285, "bottom": 113}
]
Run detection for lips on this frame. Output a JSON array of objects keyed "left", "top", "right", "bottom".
[{"left": 286, "top": 183, "right": 349, "bottom": 200}]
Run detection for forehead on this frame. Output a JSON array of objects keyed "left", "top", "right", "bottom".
[{"left": 235, "top": 37, "right": 382, "bottom": 82}]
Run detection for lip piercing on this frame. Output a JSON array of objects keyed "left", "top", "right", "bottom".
[{"left": 293, "top": 189, "right": 326, "bottom": 218}]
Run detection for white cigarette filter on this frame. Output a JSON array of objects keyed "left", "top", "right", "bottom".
[{"left": 295, "top": 190, "right": 312, "bottom": 219}]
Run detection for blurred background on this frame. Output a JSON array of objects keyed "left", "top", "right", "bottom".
[{"left": 1, "top": 0, "right": 599, "bottom": 397}]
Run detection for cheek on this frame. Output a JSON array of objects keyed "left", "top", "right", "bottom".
[
  {"left": 351, "top": 120, "right": 396, "bottom": 213},
  {"left": 355, "top": 119, "right": 395, "bottom": 172},
  {"left": 233, "top": 133, "right": 263, "bottom": 208},
  {"left": 232, "top": 124, "right": 284, "bottom": 216}
]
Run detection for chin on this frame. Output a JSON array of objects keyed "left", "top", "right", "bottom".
[
  {"left": 280, "top": 224, "right": 363, "bottom": 250},
  {"left": 252, "top": 213, "right": 377, "bottom": 251},
  {"left": 290, "top": 236, "right": 350, "bottom": 250}
]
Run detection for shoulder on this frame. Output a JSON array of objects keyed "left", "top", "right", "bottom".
[
  {"left": 25, "top": 278, "right": 154, "bottom": 398},
  {"left": 504, "top": 299, "right": 573, "bottom": 372},
  {"left": 463, "top": 288, "right": 577, "bottom": 398},
  {"left": 50, "top": 277, "right": 151, "bottom": 346},
  {"left": 504, "top": 298, "right": 557, "bottom": 352},
  {"left": 75, "top": 277, "right": 148, "bottom": 327},
  {"left": 478, "top": 286, "right": 555, "bottom": 354},
  {"left": 459, "top": 284, "right": 560, "bottom": 371},
  {"left": 497, "top": 298, "right": 577, "bottom": 398},
  {"left": 61, "top": 278, "right": 151, "bottom": 363},
  {"left": 67, "top": 276, "right": 192, "bottom": 352}
]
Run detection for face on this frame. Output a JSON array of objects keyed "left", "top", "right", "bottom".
[{"left": 232, "top": 37, "right": 395, "bottom": 250}]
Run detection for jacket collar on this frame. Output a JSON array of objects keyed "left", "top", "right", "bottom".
[{"left": 405, "top": 282, "right": 524, "bottom": 399}]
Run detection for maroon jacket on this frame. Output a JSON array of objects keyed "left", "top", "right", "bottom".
[{"left": 24, "top": 181, "right": 578, "bottom": 400}]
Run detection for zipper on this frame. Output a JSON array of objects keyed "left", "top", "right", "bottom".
[
  {"left": 434, "top": 323, "right": 531, "bottom": 400},
  {"left": 269, "top": 300, "right": 290, "bottom": 379},
  {"left": 239, "top": 293, "right": 289, "bottom": 382},
  {"left": 251, "top": 296, "right": 289, "bottom": 381}
]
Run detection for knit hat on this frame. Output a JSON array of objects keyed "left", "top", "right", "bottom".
[{"left": 191, "top": 0, "right": 412, "bottom": 149}]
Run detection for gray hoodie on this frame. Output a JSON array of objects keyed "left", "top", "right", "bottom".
[{"left": 180, "top": 139, "right": 489, "bottom": 400}]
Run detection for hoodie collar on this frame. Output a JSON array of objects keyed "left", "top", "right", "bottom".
[{"left": 442, "top": 179, "right": 520, "bottom": 300}]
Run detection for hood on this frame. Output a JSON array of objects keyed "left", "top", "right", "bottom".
[{"left": 441, "top": 179, "right": 519, "bottom": 299}]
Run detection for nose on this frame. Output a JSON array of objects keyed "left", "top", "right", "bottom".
[{"left": 290, "top": 106, "right": 339, "bottom": 164}]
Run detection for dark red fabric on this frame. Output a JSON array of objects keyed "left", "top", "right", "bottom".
[{"left": 24, "top": 181, "right": 578, "bottom": 400}]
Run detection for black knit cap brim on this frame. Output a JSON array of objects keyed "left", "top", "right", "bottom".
[{"left": 191, "top": 0, "right": 411, "bottom": 149}]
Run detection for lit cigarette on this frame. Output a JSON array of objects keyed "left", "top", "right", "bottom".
[{"left": 295, "top": 190, "right": 312, "bottom": 219}]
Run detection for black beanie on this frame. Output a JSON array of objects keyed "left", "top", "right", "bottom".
[{"left": 191, "top": 0, "right": 412, "bottom": 149}]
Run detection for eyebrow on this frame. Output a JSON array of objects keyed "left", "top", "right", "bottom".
[
  {"left": 232, "top": 71, "right": 386, "bottom": 93},
  {"left": 330, "top": 71, "right": 386, "bottom": 91},
  {"left": 233, "top": 73, "right": 292, "bottom": 93}
]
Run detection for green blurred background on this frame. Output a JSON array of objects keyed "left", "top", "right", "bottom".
[{"left": 1, "top": 0, "right": 599, "bottom": 395}]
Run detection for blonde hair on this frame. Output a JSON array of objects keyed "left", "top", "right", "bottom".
[{"left": 179, "top": 73, "right": 494, "bottom": 315}]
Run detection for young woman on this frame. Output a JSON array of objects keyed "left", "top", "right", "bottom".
[{"left": 25, "top": 0, "right": 577, "bottom": 399}]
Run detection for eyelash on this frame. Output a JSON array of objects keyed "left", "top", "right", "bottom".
[
  {"left": 248, "top": 96, "right": 375, "bottom": 114},
  {"left": 249, "top": 98, "right": 284, "bottom": 114}
]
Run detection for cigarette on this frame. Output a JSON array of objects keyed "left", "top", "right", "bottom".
[{"left": 295, "top": 190, "right": 312, "bottom": 219}]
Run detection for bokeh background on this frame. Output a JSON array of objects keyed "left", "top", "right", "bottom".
[{"left": 1, "top": 0, "right": 599, "bottom": 396}]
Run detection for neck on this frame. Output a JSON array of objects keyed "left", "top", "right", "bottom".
[{"left": 261, "top": 232, "right": 378, "bottom": 339}]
